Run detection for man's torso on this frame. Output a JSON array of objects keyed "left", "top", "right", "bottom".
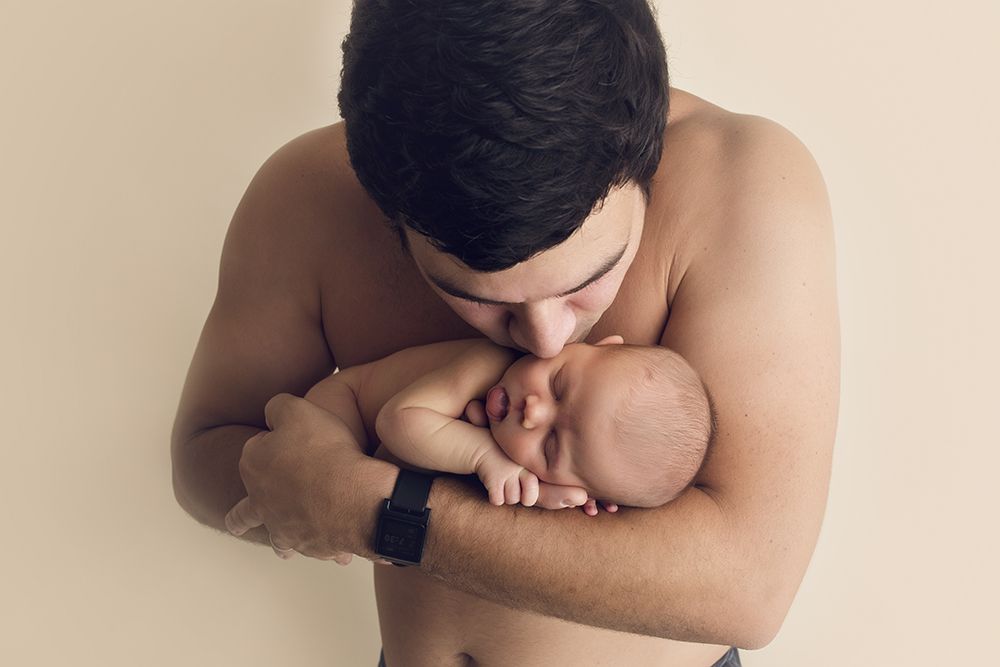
[{"left": 264, "top": 90, "right": 745, "bottom": 666}]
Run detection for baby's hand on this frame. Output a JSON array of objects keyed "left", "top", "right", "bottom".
[
  {"left": 463, "top": 399, "right": 489, "bottom": 427},
  {"left": 476, "top": 449, "right": 539, "bottom": 507}
]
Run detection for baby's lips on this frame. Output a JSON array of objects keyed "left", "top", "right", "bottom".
[{"left": 486, "top": 385, "right": 509, "bottom": 422}]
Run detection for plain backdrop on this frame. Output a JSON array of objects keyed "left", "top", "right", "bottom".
[{"left": 1, "top": 1, "right": 997, "bottom": 665}]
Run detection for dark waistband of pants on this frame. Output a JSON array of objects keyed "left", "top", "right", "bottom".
[
  {"left": 378, "top": 646, "right": 740, "bottom": 667},
  {"left": 712, "top": 647, "right": 742, "bottom": 667}
]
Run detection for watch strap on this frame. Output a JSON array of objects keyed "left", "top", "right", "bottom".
[{"left": 388, "top": 468, "right": 433, "bottom": 515}]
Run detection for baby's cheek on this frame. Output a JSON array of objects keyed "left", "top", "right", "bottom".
[{"left": 495, "top": 431, "right": 530, "bottom": 467}]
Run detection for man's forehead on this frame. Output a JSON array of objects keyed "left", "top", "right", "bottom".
[{"left": 406, "top": 186, "right": 643, "bottom": 304}]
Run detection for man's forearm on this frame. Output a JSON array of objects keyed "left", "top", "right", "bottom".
[
  {"left": 172, "top": 405, "right": 811, "bottom": 648},
  {"left": 417, "top": 474, "right": 801, "bottom": 649},
  {"left": 171, "top": 424, "right": 267, "bottom": 541}
]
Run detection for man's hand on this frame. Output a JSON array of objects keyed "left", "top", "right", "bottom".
[{"left": 224, "top": 393, "right": 386, "bottom": 563}]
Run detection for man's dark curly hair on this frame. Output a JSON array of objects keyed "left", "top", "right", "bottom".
[{"left": 338, "top": 0, "right": 670, "bottom": 272}]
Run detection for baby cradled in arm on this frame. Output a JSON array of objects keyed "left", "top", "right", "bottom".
[{"left": 305, "top": 336, "right": 713, "bottom": 515}]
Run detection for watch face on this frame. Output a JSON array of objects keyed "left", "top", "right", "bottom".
[{"left": 377, "top": 515, "right": 426, "bottom": 564}]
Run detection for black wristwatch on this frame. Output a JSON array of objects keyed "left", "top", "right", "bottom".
[{"left": 375, "top": 468, "right": 434, "bottom": 567}]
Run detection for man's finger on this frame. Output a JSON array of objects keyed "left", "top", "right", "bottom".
[
  {"left": 262, "top": 392, "right": 300, "bottom": 432},
  {"left": 239, "top": 431, "right": 267, "bottom": 465},
  {"left": 269, "top": 533, "right": 297, "bottom": 560},
  {"left": 224, "top": 496, "right": 264, "bottom": 536}
]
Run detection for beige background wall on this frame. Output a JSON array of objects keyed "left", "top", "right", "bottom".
[{"left": 1, "top": 1, "right": 996, "bottom": 665}]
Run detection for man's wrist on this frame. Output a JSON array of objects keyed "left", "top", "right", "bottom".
[
  {"left": 375, "top": 468, "right": 435, "bottom": 566},
  {"left": 343, "top": 454, "right": 401, "bottom": 559}
]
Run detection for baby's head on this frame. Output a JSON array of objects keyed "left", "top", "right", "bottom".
[
  {"left": 604, "top": 344, "right": 714, "bottom": 505},
  {"left": 484, "top": 337, "right": 713, "bottom": 507}
]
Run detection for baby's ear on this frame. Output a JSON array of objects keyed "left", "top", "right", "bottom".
[{"left": 594, "top": 335, "right": 625, "bottom": 346}]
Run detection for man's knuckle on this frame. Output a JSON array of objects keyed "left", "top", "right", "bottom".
[
  {"left": 238, "top": 455, "right": 254, "bottom": 480},
  {"left": 268, "top": 392, "right": 298, "bottom": 418}
]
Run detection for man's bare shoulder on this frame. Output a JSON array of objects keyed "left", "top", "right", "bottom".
[
  {"left": 650, "top": 91, "right": 832, "bottom": 294},
  {"left": 660, "top": 90, "right": 827, "bottom": 219},
  {"left": 218, "top": 124, "right": 431, "bottom": 358},
  {"left": 230, "top": 123, "right": 381, "bottom": 247}
]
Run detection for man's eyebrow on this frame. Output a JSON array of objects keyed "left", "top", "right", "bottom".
[{"left": 428, "top": 240, "right": 630, "bottom": 306}]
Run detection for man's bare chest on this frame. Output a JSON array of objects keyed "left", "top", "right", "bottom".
[
  {"left": 315, "top": 220, "right": 674, "bottom": 370},
  {"left": 317, "top": 241, "right": 481, "bottom": 369}
]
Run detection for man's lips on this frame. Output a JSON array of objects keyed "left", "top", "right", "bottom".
[{"left": 486, "top": 385, "right": 509, "bottom": 422}]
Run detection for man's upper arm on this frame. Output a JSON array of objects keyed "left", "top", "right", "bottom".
[
  {"left": 661, "top": 116, "right": 840, "bottom": 616},
  {"left": 173, "top": 134, "right": 336, "bottom": 443}
]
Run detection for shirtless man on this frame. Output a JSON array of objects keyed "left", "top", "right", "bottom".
[{"left": 171, "top": 1, "right": 840, "bottom": 665}]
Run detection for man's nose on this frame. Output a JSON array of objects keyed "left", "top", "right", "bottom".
[
  {"left": 522, "top": 394, "right": 553, "bottom": 430},
  {"left": 510, "top": 300, "right": 575, "bottom": 359}
]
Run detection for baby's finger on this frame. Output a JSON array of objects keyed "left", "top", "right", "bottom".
[
  {"left": 503, "top": 474, "right": 522, "bottom": 505},
  {"left": 487, "top": 482, "right": 505, "bottom": 506},
  {"left": 519, "top": 469, "right": 539, "bottom": 507}
]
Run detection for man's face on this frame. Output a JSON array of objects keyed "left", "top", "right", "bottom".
[{"left": 406, "top": 185, "right": 645, "bottom": 359}]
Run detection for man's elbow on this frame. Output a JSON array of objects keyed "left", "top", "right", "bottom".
[
  {"left": 171, "top": 443, "right": 203, "bottom": 524},
  {"left": 638, "top": 592, "right": 786, "bottom": 649},
  {"left": 169, "top": 431, "right": 218, "bottom": 530},
  {"left": 172, "top": 472, "right": 197, "bottom": 519},
  {"left": 715, "top": 571, "right": 799, "bottom": 650},
  {"left": 727, "top": 608, "right": 786, "bottom": 651}
]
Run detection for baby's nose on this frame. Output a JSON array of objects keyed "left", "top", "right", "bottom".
[{"left": 522, "top": 394, "right": 551, "bottom": 430}]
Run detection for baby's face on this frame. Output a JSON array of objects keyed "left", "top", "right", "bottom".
[{"left": 485, "top": 342, "right": 630, "bottom": 493}]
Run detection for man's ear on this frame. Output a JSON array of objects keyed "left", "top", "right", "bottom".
[{"left": 594, "top": 335, "right": 625, "bottom": 346}]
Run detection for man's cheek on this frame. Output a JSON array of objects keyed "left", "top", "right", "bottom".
[{"left": 450, "top": 305, "right": 510, "bottom": 341}]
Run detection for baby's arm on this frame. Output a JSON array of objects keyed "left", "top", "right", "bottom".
[
  {"left": 304, "top": 339, "right": 505, "bottom": 458},
  {"left": 376, "top": 342, "right": 537, "bottom": 506},
  {"left": 304, "top": 367, "right": 371, "bottom": 452}
]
